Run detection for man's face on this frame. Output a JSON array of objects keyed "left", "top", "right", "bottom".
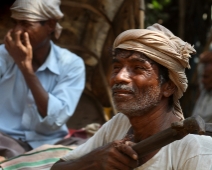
[
  {"left": 11, "top": 19, "right": 50, "bottom": 50},
  {"left": 201, "top": 61, "right": 212, "bottom": 91},
  {"left": 110, "top": 51, "right": 163, "bottom": 117}
]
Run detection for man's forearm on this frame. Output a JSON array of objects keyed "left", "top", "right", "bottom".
[
  {"left": 51, "top": 146, "right": 104, "bottom": 170},
  {"left": 51, "top": 158, "right": 98, "bottom": 170},
  {"left": 4, "top": 30, "right": 49, "bottom": 118},
  {"left": 22, "top": 68, "right": 48, "bottom": 118},
  {"left": 51, "top": 140, "right": 139, "bottom": 170}
]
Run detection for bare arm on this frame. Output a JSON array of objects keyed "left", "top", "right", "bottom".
[
  {"left": 20, "top": 70, "right": 48, "bottom": 117},
  {"left": 4, "top": 30, "right": 48, "bottom": 117},
  {"left": 51, "top": 159, "right": 98, "bottom": 170},
  {"left": 51, "top": 140, "right": 138, "bottom": 170}
]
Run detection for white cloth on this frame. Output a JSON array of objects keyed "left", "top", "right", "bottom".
[
  {"left": 10, "top": 0, "right": 64, "bottom": 39},
  {"left": 62, "top": 113, "right": 212, "bottom": 170}
]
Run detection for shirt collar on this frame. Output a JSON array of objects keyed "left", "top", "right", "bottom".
[{"left": 37, "top": 41, "right": 60, "bottom": 75}]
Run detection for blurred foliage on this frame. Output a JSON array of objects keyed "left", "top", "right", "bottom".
[
  {"left": 150, "top": 0, "right": 171, "bottom": 10},
  {"left": 145, "top": 0, "right": 172, "bottom": 27}
]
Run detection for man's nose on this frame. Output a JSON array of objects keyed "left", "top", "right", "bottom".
[{"left": 114, "top": 67, "right": 131, "bottom": 84}]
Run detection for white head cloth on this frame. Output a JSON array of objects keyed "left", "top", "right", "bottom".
[
  {"left": 10, "top": 0, "right": 64, "bottom": 39},
  {"left": 113, "top": 23, "right": 196, "bottom": 120}
]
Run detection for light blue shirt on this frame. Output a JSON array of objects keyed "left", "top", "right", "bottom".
[{"left": 0, "top": 41, "right": 85, "bottom": 148}]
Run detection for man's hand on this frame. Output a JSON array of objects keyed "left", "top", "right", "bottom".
[
  {"left": 4, "top": 29, "right": 48, "bottom": 118},
  {"left": 93, "top": 140, "right": 138, "bottom": 170},
  {"left": 51, "top": 139, "right": 138, "bottom": 170},
  {"left": 4, "top": 29, "right": 33, "bottom": 72}
]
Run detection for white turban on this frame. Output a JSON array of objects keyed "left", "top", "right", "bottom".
[
  {"left": 113, "top": 23, "right": 196, "bottom": 120},
  {"left": 10, "top": 0, "right": 64, "bottom": 39}
]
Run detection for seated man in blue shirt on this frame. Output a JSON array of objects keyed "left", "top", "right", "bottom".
[{"left": 0, "top": 0, "right": 85, "bottom": 158}]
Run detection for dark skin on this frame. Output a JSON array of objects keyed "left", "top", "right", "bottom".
[
  {"left": 51, "top": 52, "right": 180, "bottom": 170},
  {"left": 4, "top": 19, "right": 56, "bottom": 118},
  {"left": 199, "top": 51, "right": 212, "bottom": 91},
  {"left": 202, "top": 61, "right": 212, "bottom": 91}
]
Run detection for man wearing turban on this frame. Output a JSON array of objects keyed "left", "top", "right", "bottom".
[
  {"left": 192, "top": 51, "right": 212, "bottom": 123},
  {"left": 51, "top": 24, "right": 212, "bottom": 170},
  {"left": 0, "top": 0, "right": 85, "bottom": 157}
]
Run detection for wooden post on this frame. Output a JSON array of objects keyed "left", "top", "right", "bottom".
[
  {"left": 179, "top": 0, "right": 185, "bottom": 39},
  {"left": 139, "top": 0, "right": 145, "bottom": 29}
]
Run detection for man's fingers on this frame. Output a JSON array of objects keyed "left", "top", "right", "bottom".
[
  {"left": 4, "top": 30, "right": 14, "bottom": 53},
  {"left": 6, "top": 29, "right": 13, "bottom": 39},
  {"left": 125, "top": 141, "right": 136, "bottom": 147},
  {"left": 14, "top": 30, "right": 22, "bottom": 45},
  {"left": 113, "top": 158, "right": 135, "bottom": 170},
  {"left": 24, "top": 32, "right": 31, "bottom": 48},
  {"left": 115, "top": 143, "right": 138, "bottom": 160},
  {"left": 4, "top": 30, "right": 13, "bottom": 45},
  {"left": 113, "top": 148, "right": 138, "bottom": 169}
]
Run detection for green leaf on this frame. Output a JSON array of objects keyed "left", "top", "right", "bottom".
[{"left": 152, "top": 0, "right": 163, "bottom": 10}]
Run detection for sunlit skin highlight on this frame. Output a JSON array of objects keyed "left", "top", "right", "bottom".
[{"left": 110, "top": 52, "right": 162, "bottom": 117}]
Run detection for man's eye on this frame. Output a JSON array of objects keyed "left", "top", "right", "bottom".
[
  {"left": 23, "top": 23, "right": 30, "bottom": 26},
  {"left": 112, "top": 65, "right": 121, "bottom": 73},
  {"left": 113, "top": 65, "right": 121, "bottom": 69},
  {"left": 22, "top": 21, "right": 33, "bottom": 27},
  {"left": 135, "top": 66, "right": 145, "bottom": 70},
  {"left": 11, "top": 20, "right": 16, "bottom": 24},
  {"left": 113, "top": 66, "right": 120, "bottom": 70}
]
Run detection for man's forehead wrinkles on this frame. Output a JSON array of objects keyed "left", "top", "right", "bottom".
[
  {"left": 112, "top": 57, "right": 146, "bottom": 65},
  {"left": 114, "top": 53, "right": 149, "bottom": 60},
  {"left": 128, "top": 57, "right": 147, "bottom": 63},
  {"left": 113, "top": 56, "right": 153, "bottom": 66}
]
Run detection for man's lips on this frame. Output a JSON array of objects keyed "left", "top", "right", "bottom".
[{"left": 112, "top": 90, "right": 134, "bottom": 96}]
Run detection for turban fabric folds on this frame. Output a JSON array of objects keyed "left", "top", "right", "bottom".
[
  {"left": 10, "top": 0, "right": 64, "bottom": 39},
  {"left": 113, "top": 24, "right": 196, "bottom": 120}
]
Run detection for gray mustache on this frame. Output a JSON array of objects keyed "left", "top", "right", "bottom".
[{"left": 112, "top": 84, "right": 135, "bottom": 93}]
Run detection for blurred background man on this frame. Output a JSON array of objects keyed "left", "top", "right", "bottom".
[
  {"left": 192, "top": 51, "right": 212, "bottom": 122},
  {"left": 0, "top": 0, "right": 85, "bottom": 158}
]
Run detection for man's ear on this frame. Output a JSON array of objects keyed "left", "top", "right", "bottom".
[
  {"left": 46, "top": 19, "right": 56, "bottom": 35},
  {"left": 162, "top": 80, "right": 176, "bottom": 97}
]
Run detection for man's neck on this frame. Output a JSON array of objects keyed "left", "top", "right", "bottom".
[
  {"left": 127, "top": 102, "right": 180, "bottom": 165},
  {"left": 128, "top": 104, "right": 180, "bottom": 142},
  {"left": 32, "top": 40, "right": 51, "bottom": 71}
]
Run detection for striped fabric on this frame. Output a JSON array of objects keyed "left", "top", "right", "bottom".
[{"left": 0, "top": 145, "right": 73, "bottom": 170}]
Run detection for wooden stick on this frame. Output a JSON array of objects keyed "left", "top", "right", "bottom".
[{"left": 132, "top": 116, "right": 206, "bottom": 157}]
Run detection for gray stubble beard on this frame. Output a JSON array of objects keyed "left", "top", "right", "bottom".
[{"left": 113, "top": 85, "right": 162, "bottom": 117}]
